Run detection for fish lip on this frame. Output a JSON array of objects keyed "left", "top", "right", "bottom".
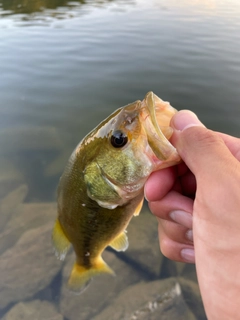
[
  {"left": 145, "top": 91, "right": 165, "bottom": 139},
  {"left": 141, "top": 91, "right": 181, "bottom": 165}
]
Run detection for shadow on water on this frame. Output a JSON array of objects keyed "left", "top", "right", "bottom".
[{"left": 106, "top": 247, "right": 158, "bottom": 282}]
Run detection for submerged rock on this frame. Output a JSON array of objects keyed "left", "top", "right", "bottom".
[
  {"left": 59, "top": 250, "right": 144, "bottom": 320},
  {"left": 0, "top": 159, "right": 25, "bottom": 199},
  {"left": 2, "top": 300, "right": 63, "bottom": 320},
  {"left": 0, "top": 184, "right": 28, "bottom": 233},
  {"left": 159, "top": 257, "right": 198, "bottom": 283},
  {"left": 44, "top": 147, "right": 74, "bottom": 177},
  {"left": 0, "top": 224, "right": 62, "bottom": 309},
  {"left": 178, "top": 278, "right": 207, "bottom": 320},
  {"left": 0, "top": 126, "right": 63, "bottom": 155},
  {"left": 122, "top": 207, "right": 164, "bottom": 279},
  {"left": 93, "top": 277, "right": 205, "bottom": 320},
  {"left": 0, "top": 201, "right": 56, "bottom": 254}
]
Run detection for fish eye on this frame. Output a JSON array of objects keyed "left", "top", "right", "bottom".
[{"left": 110, "top": 130, "right": 128, "bottom": 148}]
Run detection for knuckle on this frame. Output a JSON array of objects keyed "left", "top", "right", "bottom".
[
  {"left": 159, "top": 235, "right": 177, "bottom": 260},
  {"left": 184, "top": 127, "right": 222, "bottom": 147}
]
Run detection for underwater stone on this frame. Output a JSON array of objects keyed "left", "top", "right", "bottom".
[
  {"left": 92, "top": 277, "right": 204, "bottom": 320},
  {"left": 2, "top": 300, "right": 63, "bottom": 320},
  {"left": 59, "top": 250, "right": 144, "bottom": 320},
  {"left": 0, "top": 126, "right": 63, "bottom": 155},
  {"left": 0, "top": 184, "right": 28, "bottom": 233},
  {"left": 0, "top": 201, "right": 56, "bottom": 254},
  {"left": 125, "top": 208, "right": 164, "bottom": 277},
  {"left": 0, "top": 224, "right": 62, "bottom": 309},
  {"left": 0, "top": 159, "right": 25, "bottom": 199}
]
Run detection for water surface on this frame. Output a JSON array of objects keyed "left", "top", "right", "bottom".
[{"left": 0, "top": 0, "right": 240, "bottom": 319}]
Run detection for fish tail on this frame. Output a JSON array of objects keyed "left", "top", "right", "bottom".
[{"left": 68, "top": 256, "right": 115, "bottom": 293}]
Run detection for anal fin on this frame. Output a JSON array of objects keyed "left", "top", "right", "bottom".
[
  {"left": 52, "top": 218, "right": 71, "bottom": 261},
  {"left": 109, "top": 231, "right": 128, "bottom": 252}
]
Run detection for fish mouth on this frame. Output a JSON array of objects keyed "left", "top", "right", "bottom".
[{"left": 141, "top": 91, "right": 181, "bottom": 167}]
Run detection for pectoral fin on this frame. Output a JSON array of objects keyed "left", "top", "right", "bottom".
[
  {"left": 52, "top": 218, "right": 71, "bottom": 261},
  {"left": 109, "top": 231, "right": 128, "bottom": 252},
  {"left": 133, "top": 197, "right": 144, "bottom": 216}
]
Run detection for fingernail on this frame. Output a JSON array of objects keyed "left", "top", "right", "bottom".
[
  {"left": 169, "top": 210, "right": 192, "bottom": 229},
  {"left": 185, "top": 229, "right": 193, "bottom": 242},
  {"left": 171, "top": 110, "right": 205, "bottom": 131},
  {"left": 181, "top": 248, "right": 195, "bottom": 263}
]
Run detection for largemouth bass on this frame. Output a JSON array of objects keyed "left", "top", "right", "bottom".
[{"left": 52, "top": 92, "right": 181, "bottom": 292}]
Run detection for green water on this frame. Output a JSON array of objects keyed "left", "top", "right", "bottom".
[{"left": 0, "top": 0, "right": 240, "bottom": 319}]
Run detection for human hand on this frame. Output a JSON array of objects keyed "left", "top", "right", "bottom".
[{"left": 145, "top": 110, "right": 240, "bottom": 319}]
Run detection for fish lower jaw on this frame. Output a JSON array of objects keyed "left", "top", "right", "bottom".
[
  {"left": 93, "top": 185, "right": 144, "bottom": 210},
  {"left": 95, "top": 200, "right": 118, "bottom": 210},
  {"left": 144, "top": 143, "right": 181, "bottom": 171}
]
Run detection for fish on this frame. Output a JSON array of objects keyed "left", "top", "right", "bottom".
[{"left": 52, "top": 91, "right": 181, "bottom": 293}]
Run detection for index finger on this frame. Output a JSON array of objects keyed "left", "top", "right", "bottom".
[{"left": 144, "top": 166, "right": 176, "bottom": 202}]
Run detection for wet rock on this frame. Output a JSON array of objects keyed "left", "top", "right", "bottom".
[
  {"left": 2, "top": 300, "right": 63, "bottom": 320},
  {"left": 0, "top": 201, "right": 56, "bottom": 254},
  {"left": 59, "top": 250, "right": 144, "bottom": 320},
  {"left": 0, "top": 224, "right": 62, "bottom": 309},
  {"left": 0, "top": 185, "right": 28, "bottom": 233},
  {"left": 93, "top": 277, "right": 203, "bottom": 320}
]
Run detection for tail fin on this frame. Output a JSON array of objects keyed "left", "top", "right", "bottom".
[{"left": 68, "top": 256, "right": 115, "bottom": 294}]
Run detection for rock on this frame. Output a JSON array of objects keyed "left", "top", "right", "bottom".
[
  {"left": 0, "top": 223, "right": 62, "bottom": 309},
  {"left": 159, "top": 258, "right": 198, "bottom": 283},
  {"left": 0, "top": 126, "right": 63, "bottom": 155},
  {"left": 0, "top": 201, "right": 56, "bottom": 254},
  {"left": 122, "top": 206, "right": 164, "bottom": 279},
  {"left": 0, "top": 159, "right": 25, "bottom": 198},
  {"left": 2, "top": 300, "right": 63, "bottom": 320},
  {"left": 44, "top": 147, "right": 73, "bottom": 177},
  {"left": 0, "top": 126, "right": 64, "bottom": 202},
  {"left": 0, "top": 185, "right": 28, "bottom": 233},
  {"left": 59, "top": 250, "right": 145, "bottom": 320},
  {"left": 180, "top": 263, "right": 198, "bottom": 283},
  {"left": 178, "top": 278, "right": 207, "bottom": 320},
  {"left": 92, "top": 277, "right": 199, "bottom": 320}
]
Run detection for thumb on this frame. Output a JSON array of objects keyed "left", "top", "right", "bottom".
[{"left": 171, "top": 110, "right": 236, "bottom": 178}]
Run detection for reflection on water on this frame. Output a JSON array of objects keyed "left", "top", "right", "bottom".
[
  {"left": 0, "top": 0, "right": 134, "bottom": 23},
  {"left": 0, "top": 0, "right": 240, "bottom": 319},
  {"left": 1, "top": 0, "right": 87, "bottom": 14}
]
